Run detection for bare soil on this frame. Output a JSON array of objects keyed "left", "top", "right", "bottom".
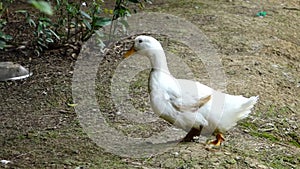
[{"left": 1, "top": 0, "right": 299, "bottom": 168}]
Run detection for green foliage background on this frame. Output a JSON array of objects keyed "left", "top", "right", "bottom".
[{"left": 0, "top": 0, "right": 151, "bottom": 55}]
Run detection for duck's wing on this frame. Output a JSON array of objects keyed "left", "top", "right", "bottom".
[
  {"left": 167, "top": 78, "right": 213, "bottom": 113},
  {"left": 171, "top": 95, "right": 211, "bottom": 112}
]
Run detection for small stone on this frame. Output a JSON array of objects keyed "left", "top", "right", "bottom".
[
  {"left": 215, "top": 151, "right": 224, "bottom": 156},
  {"left": 131, "top": 161, "right": 142, "bottom": 166},
  {"left": 243, "top": 129, "right": 250, "bottom": 133},
  {"left": 1, "top": 160, "right": 11, "bottom": 165},
  {"left": 17, "top": 45, "right": 26, "bottom": 49},
  {"left": 257, "top": 164, "right": 268, "bottom": 169},
  {"left": 254, "top": 62, "right": 259, "bottom": 66},
  {"left": 224, "top": 152, "right": 231, "bottom": 155},
  {"left": 173, "top": 152, "right": 179, "bottom": 157},
  {"left": 235, "top": 156, "right": 241, "bottom": 160},
  {"left": 271, "top": 64, "right": 279, "bottom": 68}
]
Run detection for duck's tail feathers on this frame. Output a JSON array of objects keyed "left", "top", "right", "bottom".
[
  {"left": 238, "top": 95, "right": 259, "bottom": 119},
  {"left": 220, "top": 95, "right": 259, "bottom": 131}
]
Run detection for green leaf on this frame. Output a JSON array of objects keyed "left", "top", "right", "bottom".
[
  {"left": 3, "top": 34, "right": 12, "bottom": 40},
  {"left": 39, "top": 17, "right": 51, "bottom": 23},
  {"left": 27, "top": 18, "right": 36, "bottom": 27},
  {"left": 94, "top": 17, "right": 111, "bottom": 27},
  {"left": 0, "top": 40, "right": 6, "bottom": 50},
  {"left": 55, "top": 0, "right": 60, "bottom": 5},
  {"left": 82, "top": 19, "right": 92, "bottom": 30},
  {"left": 0, "top": 19, "right": 7, "bottom": 27},
  {"left": 48, "top": 29, "right": 60, "bottom": 40},
  {"left": 30, "top": 0, "right": 53, "bottom": 16},
  {"left": 44, "top": 29, "right": 53, "bottom": 36},
  {"left": 37, "top": 39, "right": 48, "bottom": 48},
  {"left": 15, "top": 10, "right": 28, "bottom": 14},
  {"left": 80, "top": 10, "right": 92, "bottom": 20},
  {"left": 66, "top": 4, "right": 78, "bottom": 15},
  {"left": 67, "top": 103, "right": 77, "bottom": 107},
  {"left": 37, "top": 22, "right": 43, "bottom": 33},
  {"left": 45, "top": 38, "right": 54, "bottom": 43}
]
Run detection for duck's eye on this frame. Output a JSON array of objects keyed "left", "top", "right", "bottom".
[{"left": 138, "top": 39, "right": 143, "bottom": 43}]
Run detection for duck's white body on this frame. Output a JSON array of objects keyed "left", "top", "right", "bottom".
[
  {"left": 149, "top": 67, "right": 258, "bottom": 134},
  {"left": 125, "top": 35, "right": 258, "bottom": 142}
]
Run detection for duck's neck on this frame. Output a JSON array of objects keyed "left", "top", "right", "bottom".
[{"left": 148, "top": 49, "right": 170, "bottom": 74}]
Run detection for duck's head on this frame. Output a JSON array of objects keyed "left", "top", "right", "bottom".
[{"left": 124, "top": 35, "right": 163, "bottom": 58}]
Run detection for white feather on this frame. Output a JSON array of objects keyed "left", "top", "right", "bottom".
[{"left": 131, "top": 35, "right": 258, "bottom": 134}]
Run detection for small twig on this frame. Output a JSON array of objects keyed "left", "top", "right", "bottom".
[{"left": 283, "top": 7, "right": 300, "bottom": 11}]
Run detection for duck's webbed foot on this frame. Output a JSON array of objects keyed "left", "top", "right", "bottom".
[{"left": 209, "top": 133, "right": 225, "bottom": 146}]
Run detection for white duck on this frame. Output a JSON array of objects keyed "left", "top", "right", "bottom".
[{"left": 124, "top": 35, "right": 258, "bottom": 146}]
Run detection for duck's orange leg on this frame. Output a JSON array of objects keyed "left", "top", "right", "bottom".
[{"left": 209, "top": 133, "right": 225, "bottom": 146}]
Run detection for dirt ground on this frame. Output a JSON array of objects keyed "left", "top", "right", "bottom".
[{"left": 0, "top": 0, "right": 299, "bottom": 168}]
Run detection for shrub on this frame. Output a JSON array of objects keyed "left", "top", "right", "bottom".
[{"left": 0, "top": 0, "right": 151, "bottom": 55}]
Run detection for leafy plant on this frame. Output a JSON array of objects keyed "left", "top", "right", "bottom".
[
  {"left": 34, "top": 17, "right": 60, "bottom": 55},
  {"left": 0, "top": 0, "right": 15, "bottom": 49},
  {"left": 16, "top": 9, "right": 59, "bottom": 56},
  {"left": 0, "top": 0, "right": 152, "bottom": 55},
  {"left": 53, "top": 0, "right": 112, "bottom": 42},
  {"left": 109, "top": 0, "right": 151, "bottom": 40},
  {"left": 29, "top": 0, "right": 53, "bottom": 15},
  {"left": 0, "top": 19, "right": 12, "bottom": 49}
]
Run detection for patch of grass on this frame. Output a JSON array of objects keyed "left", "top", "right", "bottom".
[
  {"left": 242, "top": 105, "right": 300, "bottom": 149},
  {"left": 240, "top": 121, "right": 258, "bottom": 131},
  {"left": 265, "top": 105, "right": 276, "bottom": 117},
  {"left": 269, "top": 159, "right": 289, "bottom": 169},
  {"left": 240, "top": 118, "right": 280, "bottom": 143},
  {"left": 160, "top": 157, "right": 187, "bottom": 168},
  {"left": 287, "top": 132, "right": 300, "bottom": 148},
  {"left": 268, "top": 154, "right": 299, "bottom": 169},
  {"left": 289, "top": 139, "right": 300, "bottom": 148},
  {"left": 251, "top": 131, "right": 279, "bottom": 142}
]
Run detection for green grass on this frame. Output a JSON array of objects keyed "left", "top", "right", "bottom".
[
  {"left": 240, "top": 105, "right": 300, "bottom": 148},
  {"left": 251, "top": 131, "right": 279, "bottom": 142}
]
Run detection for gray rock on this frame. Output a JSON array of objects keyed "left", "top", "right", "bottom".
[{"left": 0, "top": 62, "right": 32, "bottom": 81}]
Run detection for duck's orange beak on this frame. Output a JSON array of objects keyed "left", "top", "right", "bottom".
[{"left": 124, "top": 46, "right": 136, "bottom": 58}]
